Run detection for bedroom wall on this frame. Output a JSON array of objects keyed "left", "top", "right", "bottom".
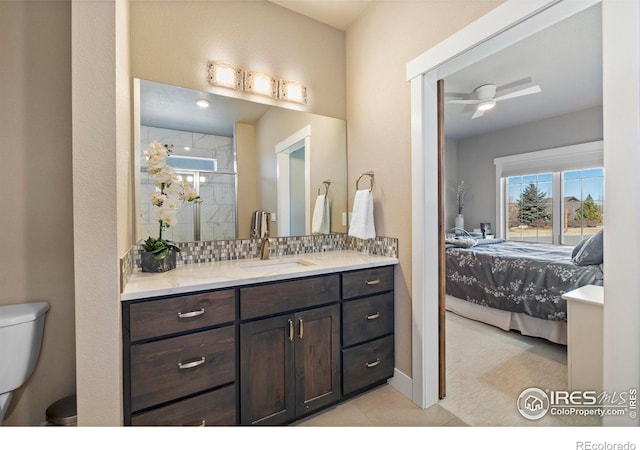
[
  {"left": 445, "top": 138, "right": 459, "bottom": 229},
  {"left": 454, "top": 105, "right": 603, "bottom": 234}
]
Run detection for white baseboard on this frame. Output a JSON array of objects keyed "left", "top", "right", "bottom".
[{"left": 387, "top": 367, "right": 413, "bottom": 401}]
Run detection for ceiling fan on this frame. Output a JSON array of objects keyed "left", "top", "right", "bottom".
[{"left": 446, "top": 78, "right": 542, "bottom": 119}]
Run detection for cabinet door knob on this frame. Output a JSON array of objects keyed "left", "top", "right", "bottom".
[
  {"left": 365, "top": 358, "right": 381, "bottom": 368},
  {"left": 177, "top": 356, "right": 206, "bottom": 370},
  {"left": 366, "top": 312, "right": 380, "bottom": 320},
  {"left": 298, "top": 318, "right": 304, "bottom": 340},
  {"left": 365, "top": 279, "right": 381, "bottom": 286},
  {"left": 177, "top": 308, "right": 205, "bottom": 319}
]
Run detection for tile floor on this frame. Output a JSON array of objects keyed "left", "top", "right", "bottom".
[{"left": 294, "top": 384, "right": 466, "bottom": 427}]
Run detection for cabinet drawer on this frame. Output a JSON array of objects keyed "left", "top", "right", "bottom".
[
  {"left": 342, "top": 292, "right": 394, "bottom": 347},
  {"left": 342, "top": 334, "right": 394, "bottom": 395},
  {"left": 129, "top": 290, "right": 235, "bottom": 342},
  {"left": 131, "top": 326, "right": 235, "bottom": 412},
  {"left": 342, "top": 266, "right": 394, "bottom": 300},
  {"left": 131, "top": 384, "right": 236, "bottom": 426},
  {"left": 240, "top": 274, "right": 339, "bottom": 320}
]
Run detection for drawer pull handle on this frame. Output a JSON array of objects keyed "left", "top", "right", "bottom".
[
  {"left": 288, "top": 319, "right": 294, "bottom": 342},
  {"left": 299, "top": 318, "right": 304, "bottom": 340},
  {"left": 177, "top": 356, "right": 206, "bottom": 370},
  {"left": 177, "top": 308, "right": 205, "bottom": 319},
  {"left": 366, "top": 312, "right": 380, "bottom": 320},
  {"left": 184, "top": 419, "right": 206, "bottom": 426},
  {"left": 365, "top": 279, "right": 381, "bottom": 286},
  {"left": 365, "top": 358, "right": 381, "bottom": 368}
]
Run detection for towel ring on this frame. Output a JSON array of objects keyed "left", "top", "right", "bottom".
[
  {"left": 356, "top": 172, "right": 374, "bottom": 192},
  {"left": 318, "top": 180, "right": 331, "bottom": 196}
]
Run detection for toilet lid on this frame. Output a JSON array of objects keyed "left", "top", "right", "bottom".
[{"left": 0, "top": 302, "right": 49, "bottom": 328}]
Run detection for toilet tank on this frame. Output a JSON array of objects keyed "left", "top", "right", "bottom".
[{"left": 0, "top": 302, "right": 49, "bottom": 394}]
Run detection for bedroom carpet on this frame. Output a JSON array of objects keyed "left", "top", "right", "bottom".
[{"left": 296, "top": 311, "right": 600, "bottom": 427}]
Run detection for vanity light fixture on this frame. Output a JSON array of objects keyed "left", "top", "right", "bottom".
[
  {"left": 207, "top": 60, "right": 307, "bottom": 104},
  {"left": 278, "top": 79, "right": 307, "bottom": 105},
  {"left": 207, "top": 61, "right": 244, "bottom": 91},
  {"left": 195, "top": 98, "right": 210, "bottom": 108},
  {"left": 244, "top": 70, "right": 277, "bottom": 99}
]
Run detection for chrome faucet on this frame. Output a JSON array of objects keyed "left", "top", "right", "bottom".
[{"left": 260, "top": 234, "right": 271, "bottom": 260}]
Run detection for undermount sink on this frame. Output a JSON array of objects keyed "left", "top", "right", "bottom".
[{"left": 237, "top": 258, "right": 315, "bottom": 272}]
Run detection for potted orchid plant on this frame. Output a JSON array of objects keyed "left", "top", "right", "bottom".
[{"left": 141, "top": 141, "right": 200, "bottom": 272}]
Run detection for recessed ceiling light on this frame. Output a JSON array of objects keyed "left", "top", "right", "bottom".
[{"left": 196, "top": 98, "right": 210, "bottom": 108}]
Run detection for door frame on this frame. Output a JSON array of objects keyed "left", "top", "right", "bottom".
[
  {"left": 275, "top": 125, "right": 312, "bottom": 236},
  {"left": 407, "top": 0, "right": 640, "bottom": 422}
]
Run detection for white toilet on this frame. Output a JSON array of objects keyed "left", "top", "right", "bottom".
[{"left": 0, "top": 301, "right": 49, "bottom": 425}]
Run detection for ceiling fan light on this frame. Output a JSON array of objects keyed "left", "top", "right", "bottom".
[
  {"left": 196, "top": 98, "right": 210, "bottom": 108},
  {"left": 477, "top": 99, "right": 496, "bottom": 111}
]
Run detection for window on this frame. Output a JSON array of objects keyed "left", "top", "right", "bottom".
[
  {"left": 562, "top": 168, "right": 604, "bottom": 245},
  {"left": 507, "top": 173, "right": 553, "bottom": 243},
  {"left": 505, "top": 168, "right": 603, "bottom": 244},
  {"left": 494, "top": 141, "right": 604, "bottom": 245}
]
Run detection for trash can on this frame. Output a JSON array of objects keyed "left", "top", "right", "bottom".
[{"left": 45, "top": 395, "right": 77, "bottom": 426}]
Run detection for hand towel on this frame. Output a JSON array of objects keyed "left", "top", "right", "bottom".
[
  {"left": 348, "top": 189, "right": 376, "bottom": 239},
  {"left": 251, "top": 211, "right": 270, "bottom": 238},
  {"left": 312, "top": 194, "right": 331, "bottom": 234}
]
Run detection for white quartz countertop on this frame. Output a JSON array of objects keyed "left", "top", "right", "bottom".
[{"left": 121, "top": 250, "right": 399, "bottom": 301}]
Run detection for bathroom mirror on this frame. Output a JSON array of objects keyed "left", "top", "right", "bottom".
[{"left": 133, "top": 78, "right": 348, "bottom": 243}]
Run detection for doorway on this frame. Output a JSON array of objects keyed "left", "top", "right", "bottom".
[
  {"left": 407, "top": 0, "right": 640, "bottom": 424},
  {"left": 276, "top": 126, "right": 311, "bottom": 236}
]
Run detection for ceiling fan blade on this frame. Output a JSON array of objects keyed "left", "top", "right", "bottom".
[
  {"left": 447, "top": 99, "right": 480, "bottom": 105},
  {"left": 471, "top": 108, "right": 485, "bottom": 119},
  {"left": 496, "top": 77, "right": 532, "bottom": 92},
  {"left": 495, "top": 85, "right": 541, "bottom": 102}
]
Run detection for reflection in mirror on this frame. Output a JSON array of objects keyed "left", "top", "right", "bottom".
[{"left": 133, "top": 79, "right": 348, "bottom": 243}]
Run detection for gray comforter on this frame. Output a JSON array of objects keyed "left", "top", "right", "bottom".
[{"left": 445, "top": 239, "right": 604, "bottom": 322}]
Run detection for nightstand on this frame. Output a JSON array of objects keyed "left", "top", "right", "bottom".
[{"left": 561, "top": 285, "right": 603, "bottom": 392}]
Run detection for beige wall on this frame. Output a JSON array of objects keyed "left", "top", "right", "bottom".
[
  {"left": 1, "top": 0, "right": 504, "bottom": 426},
  {"left": 254, "top": 108, "right": 347, "bottom": 236},
  {"left": 0, "top": 2, "right": 76, "bottom": 426},
  {"left": 72, "top": 0, "right": 130, "bottom": 425},
  {"left": 130, "top": 1, "right": 346, "bottom": 120},
  {"left": 346, "top": 0, "right": 503, "bottom": 376}
]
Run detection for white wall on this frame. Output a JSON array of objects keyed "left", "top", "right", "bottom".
[{"left": 455, "top": 106, "right": 603, "bottom": 234}]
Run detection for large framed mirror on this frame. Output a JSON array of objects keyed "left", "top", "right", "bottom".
[{"left": 133, "top": 78, "right": 348, "bottom": 243}]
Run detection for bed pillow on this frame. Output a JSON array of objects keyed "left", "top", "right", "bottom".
[
  {"left": 445, "top": 237, "right": 477, "bottom": 248},
  {"left": 571, "top": 236, "right": 590, "bottom": 258},
  {"left": 572, "top": 229, "right": 603, "bottom": 266}
]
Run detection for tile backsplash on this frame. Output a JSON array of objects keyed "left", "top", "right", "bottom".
[{"left": 120, "top": 234, "right": 398, "bottom": 291}]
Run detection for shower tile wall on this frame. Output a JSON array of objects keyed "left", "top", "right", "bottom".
[{"left": 140, "top": 126, "right": 237, "bottom": 242}]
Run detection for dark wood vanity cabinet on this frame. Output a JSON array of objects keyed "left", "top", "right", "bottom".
[
  {"left": 341, "top": 266, "right": 395, "bottom": 395},
  {"left": 122, "top": 289, "right": 237, "bottom": 426},
  {"left": 239, "top": 276, "right": 341, "bottom": 425},
  {"left": 122, "top": 264, "right": 395, "bottom": 426}
]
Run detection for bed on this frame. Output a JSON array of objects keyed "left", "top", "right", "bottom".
[{"left": 445, "top": 234, "right": 604, "bottom": 345}]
